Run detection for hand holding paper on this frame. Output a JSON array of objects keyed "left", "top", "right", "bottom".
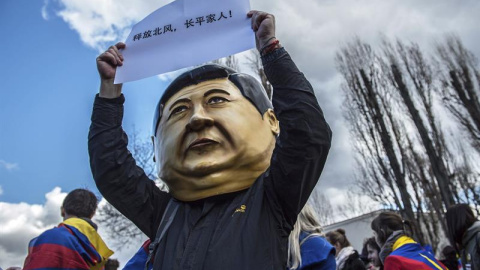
[
  {"left": 247, "top": 10, "right": 276, "bottom": 51},
  {"left": 113, "top": 0, "right": 255, "bottom": 84},
  {"left": 97, "top": 43, "right": 125, "bottom": 81},
  {"left": 97, "top": 42, "right": 125, "bottom": 98}
]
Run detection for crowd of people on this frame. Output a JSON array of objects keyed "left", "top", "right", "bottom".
[
  {"left": 9, "top": 193, "right": 478, "bottom": 270},
  {"left": 283, "top": 203, "right": 479, "bottom": 270},
  {"left": 3, "top": 8, "right": 479, "bottom": 270}
]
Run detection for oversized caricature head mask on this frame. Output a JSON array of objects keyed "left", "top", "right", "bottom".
[{"left": 152, "top": 64, "right": 280, "bottom": 201}]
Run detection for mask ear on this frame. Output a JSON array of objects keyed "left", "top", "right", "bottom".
[
  {"left": 151, "top": 136, "right": 156, "bottom": 162},
  {"left": 264, "top": 109, "right": 280, "bottom": 136}
]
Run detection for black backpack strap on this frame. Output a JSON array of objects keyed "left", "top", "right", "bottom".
[{"left": 145, "top": 199, "right": 179, "bottom": 270}]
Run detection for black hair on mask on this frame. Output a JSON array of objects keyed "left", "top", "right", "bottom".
[{"left": 152, "top": 64, "right": 272, "bottom": 136}]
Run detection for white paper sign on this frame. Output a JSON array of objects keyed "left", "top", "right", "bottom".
[{"left": 114, "top": 0, "right": 255, "bottom": 84}]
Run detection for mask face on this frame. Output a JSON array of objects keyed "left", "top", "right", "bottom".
[{"left": 154, "top": 78, "right": 279, "bottom": 201}]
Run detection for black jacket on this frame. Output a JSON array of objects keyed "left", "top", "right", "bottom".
[{"left": 88, "top": 47, "right": 332, "bottom": 269}]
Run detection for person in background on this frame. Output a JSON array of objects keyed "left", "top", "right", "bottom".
[
  {"left": 104, "top": 259, "right": 119, "bottom": 270},
  {"left": 439, "top": 245, "right": 461, "bottom": 270},
  {"left": 23, "top": 189, "right": 113, "bottom": 270},
  {"left": 371, "top": 211, "right": 447, "bottom": 270},
  {"left": 446, "top": 204, "right": 480, "bottom": 270},
  {"left": 362, "top": 237, "right": 382, "bottom": 270},
  {"left": 287, "top": 204, "right": 336, "bottom": 270},
  {"left": 326, "top": 229, "right": 366, "bottom": 270}
]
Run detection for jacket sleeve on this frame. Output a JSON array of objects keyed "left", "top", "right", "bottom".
[
  {"left": 262, "top": 47, "right": 332, "bottom": 228},
  {"left": 88, "top": 94, "right": 170, "bottom": 238}
]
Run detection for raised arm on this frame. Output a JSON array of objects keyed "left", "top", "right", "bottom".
[
  {"left": 89, "top": 43, "right": 170, "bottom": 238},
  {"left": 248, "top": 11, "right": 332, "bottom": 227}
]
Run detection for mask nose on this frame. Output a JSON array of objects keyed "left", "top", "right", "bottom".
[{"left": 186, "top": 106, "right": 214, "bottom": 131}]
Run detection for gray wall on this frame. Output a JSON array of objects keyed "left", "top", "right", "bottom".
[{"left": 323, "top": 210, "right": 382, "bottom": 252}]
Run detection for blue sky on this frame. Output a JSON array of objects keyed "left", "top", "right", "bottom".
[{"left": 0, "top": 0, "right": 167, "bottom": 204}]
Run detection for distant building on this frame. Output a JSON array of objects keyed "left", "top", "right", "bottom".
[
  {"left": 323, "top": 210, "right": 384, "bottom": 251},
  {"left": 323, "top": 209, "right": 449, "bottom": 256}
]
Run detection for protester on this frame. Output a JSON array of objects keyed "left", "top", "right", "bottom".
[
  {"left": 89, "top": 10, "right": 331, "bottom": 269},
  {"left": 371, "top": 211, "right": 447, "bottom": 270},
  {"left": 287, "top": 204, "right": 336, "bottom": 270},
  {"left": 360, "top": 241, "right": 370, "bottom": 266},
  {"left": 23, "top": 189, "right": 113, "bottom": 270},
  {"left": 362, "top": 237, "right": 382, "bottom": 270},
  {"left": 446, "top": 204, "right": 480, "bottom": 270},
  {"left": 326, "top": 229, "right": 366, "bottom": 270},
  {"left": 439, "top": 245, "right": 461, "bottom": 270}
]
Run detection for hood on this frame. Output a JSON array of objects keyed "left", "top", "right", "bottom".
[{"left": 462, "top": 220, "right": 480, "bottom": 247}]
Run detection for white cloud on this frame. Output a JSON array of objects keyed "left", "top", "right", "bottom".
[
  {"left": 0, "top": 189, "right": 144, "bottom": 267},
  {"left": 41, "top": 0, "right": 50, "bottom": 20},
  {"left": 0, "top": 187, "right": 67, "bottom": 267},
  {"left": 43, "top": 0, "right": 174, "bottom": 51},
  {"left": 0, "top": 160, "right": 19, "bottom": 171}
]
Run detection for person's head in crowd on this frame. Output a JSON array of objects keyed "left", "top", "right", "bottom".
[
  {"left": 60, "top": 188, "right": 98, "bottom": 220},
  {"left": 445, "top": 203, "right": 477, "bottom": 252},
  {"left": 439, "top": 245, "right": 459, "bottom": 270},
  {"left": 151, "top": 64, "right": 279, "bottom": 201},
  {"left": 288, "top": 204, "right": 324, "bottom": 269},
  {"left": 360, "top": 240, "right": 369, "bottom": 265},
  {"left": 370, "top": 211, "right": 413, "bottom": 247},
  {"left": 364, "top": 237, "right": 381, "bottom": 269},
  {"left": 326, "top": 228, "right": 351, "bottom": 256},
  {"left": 104, "top": 259, "right": 120, "bottom": 270},
  {"left": 326, "top": 229, "right": 366, "bottom": 270}
]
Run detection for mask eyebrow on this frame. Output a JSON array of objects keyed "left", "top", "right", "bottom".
[
  {"left": 204, "top": 89, "right": 230, "bottom": 97},
  {"left": 168, "top": 98, "right": 190, "bottom": 111}
]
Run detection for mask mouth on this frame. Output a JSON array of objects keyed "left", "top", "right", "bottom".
[{"left": 187, "top": 138, "right": 219, "bottom": 151}]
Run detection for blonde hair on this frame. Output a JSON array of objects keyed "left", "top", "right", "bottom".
[{"left": 287, "top": 204, "right": 324, "bottom": 270}]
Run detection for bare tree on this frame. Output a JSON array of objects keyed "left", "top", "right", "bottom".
[
  {"left": 335, "top": 37, "right": 464, "bottom": 247},
  {"left": 246, "top": 50, "right": 273, "bottom": 99},
  {"left": 435, "top": 35, "right": 480, "bottom": 208},
  {"left": 436, "top": 35, "right": 480, "bottom": 151},
  {"left": 336, "top": 39, "right": 418, "bottom": 234},
  {"left": 213, "top": 54, "right": 240, "bottom": 71},
  {"left": 95, "top": 127, "right": 160, "bottom": 248},
  {"left": 382, "top": 39, "right": 455, "bottom": 210},
  {"left": 338, "top": 35, "right": 480, "bottom": 251},
  {"left": 309, "top": 190, "right": 334, "bottom": 226},
  {"left": 214, "top": 51, "right": 273, "bottom": 98}
]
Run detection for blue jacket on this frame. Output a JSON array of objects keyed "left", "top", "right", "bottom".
[{"left": 295, "top": 232, "right": 336, "bottom": 270}]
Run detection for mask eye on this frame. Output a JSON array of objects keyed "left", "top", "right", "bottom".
[
  {"left": 207, "top": 96, "right": 229, "bottom": 104},
  {"left": 168, "top": 105, "right": 188, "bottom": 119}
]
